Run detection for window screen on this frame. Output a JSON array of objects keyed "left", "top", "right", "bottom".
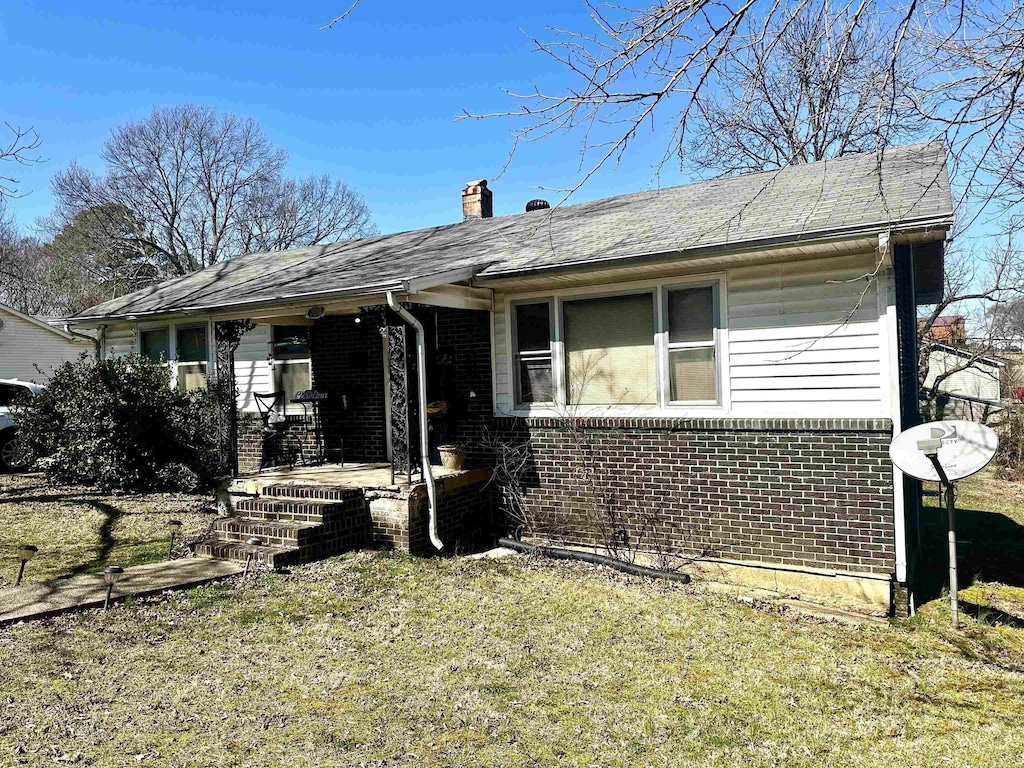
[
  {"left": 563, "top": 293, "right": 656, "bottom": 405},
  {"left": 176, "top": 326, "right": 207, "bottom": 362},
  {"left": 513, "top": 302, "right": 553, "bottom": 404},
  {"left": 666, "top": 284, "right": 718, "bottom": 403},
  {"left": 667, "top": 286, "right": 715, "bottom": 343},
  {"left": 140, "top": 328, "right": 169, "bottom": 364},
  {"left": 275, "top": 361, "right": 312, "bottom": 405},
  {"left": 272, "top": 326, "right": 309, "bottom": 360}
]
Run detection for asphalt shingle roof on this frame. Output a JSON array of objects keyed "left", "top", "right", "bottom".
[{"left": 74, "top": 142, "right": 953, "bottom": 320}]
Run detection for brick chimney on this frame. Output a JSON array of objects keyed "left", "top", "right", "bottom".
[{"left": 462, "top": 179, "right": 493, "bottom": 220}]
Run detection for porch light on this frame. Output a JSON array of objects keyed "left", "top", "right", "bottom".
[
  {"left": 15, "top": 544, "right": 38, "bottom": 587},
  {"left": 103, "top": 566, "right": 125, "bottom": 611},
  {"left": 353, "top": 316, "right": 361, "bottom": 324},
  {"left": 166, "top": 519, "right": 183, "bottom": 559},
  {"left": 244, "top": 537, "right": 263, "bottom": 578}
]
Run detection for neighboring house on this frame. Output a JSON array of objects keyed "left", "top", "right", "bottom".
[
  {"left": 68, "top": 142, "right": 953, "bottom": 616},
  {"left": 923, "top": 343, "right": 1004, "bottom": 418},
  {"left": 920, "top": 315, "right": 967, "bottom": 344},
  {"left": 0, "top": 304, "right": 95, "bottom": 382}
]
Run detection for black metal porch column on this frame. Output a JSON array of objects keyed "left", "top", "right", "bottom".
[{"left": 384, "top": 314, "right": 420, "bottom": 484}]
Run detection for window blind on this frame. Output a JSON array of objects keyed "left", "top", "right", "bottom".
[
  {"left": 669, "top": 347, "right": 716, "bottom": 401},
  {"left": 563, "top": 293, "right": 656, "bottom": 405}
]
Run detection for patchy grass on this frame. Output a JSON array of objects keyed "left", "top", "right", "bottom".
[
  {"left": 0, "top": 473, "right": 216, "bottom": 586},
  {"left": 1, "top": 552, "right": 1024, "bottom": 767}
]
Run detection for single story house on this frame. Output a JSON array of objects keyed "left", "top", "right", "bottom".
[
  {"left": 0, "top": 303, "right": 95, "bottom": 382},
  {"left": 68, "top": 142, "right": 953, "bottom": 615}
]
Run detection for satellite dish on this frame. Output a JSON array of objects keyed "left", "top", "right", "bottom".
[
  {"left": 304, "top": 306, "right": 325, "bottom": 320},
  {"left": 889, "top": 420, "right": 998, "bottom": 482}
]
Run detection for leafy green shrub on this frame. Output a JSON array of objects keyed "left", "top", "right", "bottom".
[{"left": 14, "top": 354, "right": 221, "bottom": 492}]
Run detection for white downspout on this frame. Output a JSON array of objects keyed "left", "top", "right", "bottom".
[{"left": 386, "top": 291, "right": 443, "bottom": 551}]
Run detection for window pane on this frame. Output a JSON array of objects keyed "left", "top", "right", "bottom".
[
  {"left": 276, "top": 361, "right": 311, "bottom": 405},
  {"left": 563, "top": 293, "right": 656, "bottom": 405},
  {"left": 514, "top": 302, "right": 551, "bottom": 352},
  {"left": 272, "top": 325, "right": 309, "bottom": 359},
  {"left": 668, "top": 286, "right": 715, "bottom": 344},
  {"left": 178, "top": 362, "right": 208, "bottom": 391},
  {"left": 140, "top": 328, "right": 169, "bottom": 363},
  {"left": 176, "top": 326, "right": 207, "bottom": 363},
  {"left": 669, "top": 347, "right": 717, "bottom": 402},
  {"left": 518, "top": 355, "right": 553, "bottom": 403}
]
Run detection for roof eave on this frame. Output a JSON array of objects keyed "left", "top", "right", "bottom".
[
  {"left": 476, "top": 214, "right": 953, "bottom": 282},
  {"left": 67, "top": 265, "right": 484, "bottom": 325}
]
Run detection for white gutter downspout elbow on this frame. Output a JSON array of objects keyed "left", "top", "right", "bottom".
[{"left": 385, "top": 291, "right": 443, "bottom": 551}]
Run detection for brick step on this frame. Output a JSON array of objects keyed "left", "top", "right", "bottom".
[
  {"left": 234, "top": 496, "right": 344, "bottom": 523},
  {"left": 260, "top": 484, "right": 364, "bottom": 502},
  {"left": 194, "top": 538, "right": 299, "bottom": 568},
  {"left": 212, "top": 517, "right": 321, "bottom": 547}
]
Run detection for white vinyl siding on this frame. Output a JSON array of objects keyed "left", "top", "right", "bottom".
[
  {"left": 493, "top": 251, "right": 890, "bottom": 418},
  {"left": 234, "top": 324, "right": 273, "bottom": 412},
  {"left": 727, "top": 253, "right": 885, "bottom": 417},
  {"left": 0, "top": 308, "right": 94, "bottom": 382}
]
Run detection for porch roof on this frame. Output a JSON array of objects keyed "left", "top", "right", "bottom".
[{"left": 71, "top": 142, "right": 953, "bottom": 323}]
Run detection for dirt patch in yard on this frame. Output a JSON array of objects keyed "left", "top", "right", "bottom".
[{"left": 0, "top": 473, "right": 216, "bottom": 587}]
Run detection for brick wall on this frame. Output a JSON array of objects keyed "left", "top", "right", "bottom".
[
  {"left": 237, "top": 412, "right": 320, "bottom": 474},
  {"left": 431, "top": 307, "right": 493, "bottom": 464},
  {"left": 493, "top": 417, "right": 896, "bottom": 577},
  {"left": 310, "top": 315, "right": 387, "bottom": 463}
]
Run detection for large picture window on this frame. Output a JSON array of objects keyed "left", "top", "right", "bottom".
[
  {"left": 563, "top": 293, "right": 657, "bottom": 405},
  {"left": 512, "top": 301, "right": 553, "bottom": 405},
  {"left": 508, "top": 278, "right": 722, "bottom": 411}
]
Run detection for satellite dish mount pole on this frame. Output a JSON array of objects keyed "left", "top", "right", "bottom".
[{"left": 924, "top": 449, "right": 959, "bottom": 627}]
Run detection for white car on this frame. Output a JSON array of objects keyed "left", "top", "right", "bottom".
[{"left": 0, "top": 379, "right": 44, "bottom": 471}]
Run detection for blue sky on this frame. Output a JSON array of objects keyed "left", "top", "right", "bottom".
[{"left": 1, "top": 0, "right": 682, "bottom": 236}]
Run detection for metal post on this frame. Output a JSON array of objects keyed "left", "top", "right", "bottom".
[
  {"left": 945, "top": 480, "right": 959, "bottom": 627},
  {"left": 167, "top": 532, "right": 176, "bottom": 560},
  {"left": 15, "top": 560, "right": 27, "bottom": 587},
  {"left": 104, "top": 583, "right": 114, "bottom": 611},
  {"left": 926, "top": 453, "right": 959, "bottom": 627}
]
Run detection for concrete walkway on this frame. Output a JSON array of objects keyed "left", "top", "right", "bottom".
[{"left": 0, "top": 558, "right": 244, "bottom": 626}]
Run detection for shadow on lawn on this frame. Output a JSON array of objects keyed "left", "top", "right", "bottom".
[{"left": 917, "top": 488, "right": 1024, "bottom": 622}]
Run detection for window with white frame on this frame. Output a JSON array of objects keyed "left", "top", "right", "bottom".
[
  {"left": 176, "top": 325, "right": 209, "bottom": 391},
  {"left": 271, "top": 325, "right": 311, "bottom": 410},
  {"left": 665, "top": 283, "right": 718, "bottom": 404},
  {"left": 512, "top": 300, "right": 554, "bottom": 405},
  {"left": 509, "top": 279, "right": 721, "bottom": 410}
]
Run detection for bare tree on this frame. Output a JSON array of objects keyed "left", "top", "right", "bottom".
[
  {"left": 687, "top": 2, "right": 921, "bottom": 175},
  {"left": 0, "top": 123, "right": 43, "bottom": 202},
  {"left": 0, "top": 204, "right": 57, "bottom": 315},
  {"left": 918, "top": 239, "right": 1024, "bottom": 419},
  {"left": 50, "top": 104, "right": 375, "bottom": 281},
  {"left": 235, "top": 174, "right": 374, "bottom": 254}
]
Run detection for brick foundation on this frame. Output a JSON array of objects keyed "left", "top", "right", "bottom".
[{"left": 493, "top": 416, "right": 897, "bottom": 577}]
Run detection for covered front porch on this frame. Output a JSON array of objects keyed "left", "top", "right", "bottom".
[{"left": 212, "top": 289, "right": 494, "bottom": 484}]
